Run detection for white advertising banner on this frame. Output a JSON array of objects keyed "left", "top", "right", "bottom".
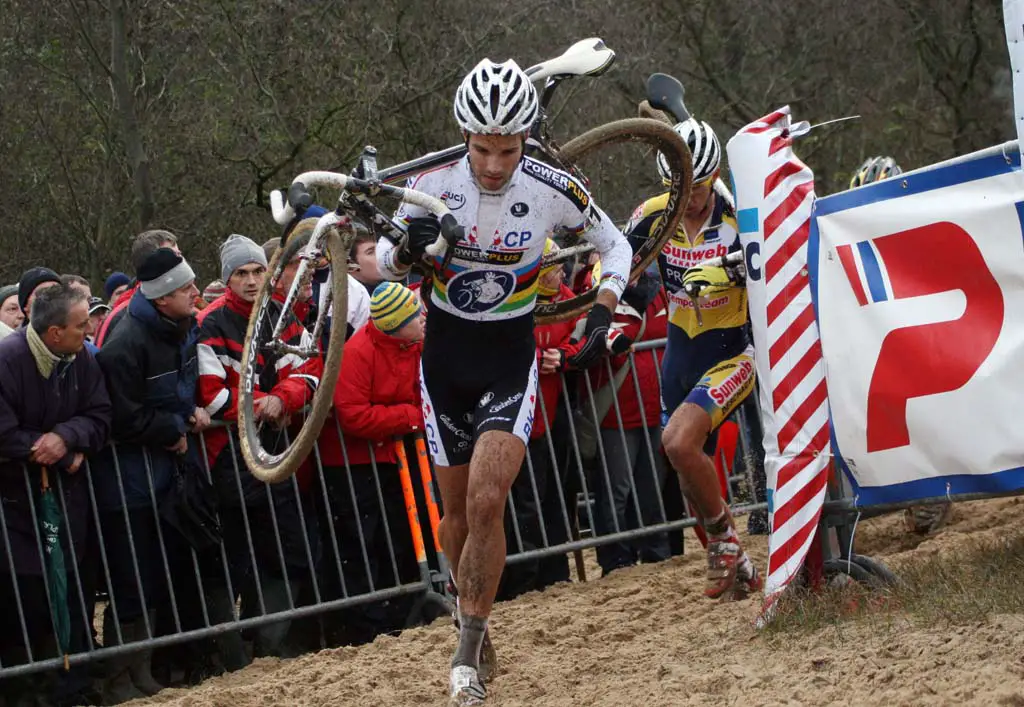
[{"left": 811, "top": 148, "right": 1024, "bottom": 504}]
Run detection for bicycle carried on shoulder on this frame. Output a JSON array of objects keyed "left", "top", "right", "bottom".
[{"left": 239, "top": 38, "right": 694, "bottom": 482}]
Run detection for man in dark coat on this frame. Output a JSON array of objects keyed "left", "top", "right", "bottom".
[
  {"left": 0, "top": 281, "right": 111, "bottom": 705},
  {"left": 94, "top": 248, "right": 209, "bottom": 701}
]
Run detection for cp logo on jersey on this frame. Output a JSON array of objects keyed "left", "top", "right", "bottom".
[
  {"left": 448, "top": 270, "right": 515, "bottom": 313},
  {"left": 503, "top": 230, "right": 532, "bottom": 247}
]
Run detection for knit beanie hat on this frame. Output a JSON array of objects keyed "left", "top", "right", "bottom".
[
  {"left": 538, "top": 239, "right": 562, "bottom": 297},
  {"left": 0, "top": 284, "right": 19, "bottom": 307},
  {"left": 202, "top": 280, "right": 227, "bottom": 303},
  {"left": 18, "top": 267, "right": 61, "bottom": 313},
  {"left": 138, "top": 248, "right": 196, "bottom": 300},
  {"left": 220, "top": 234, "right": 268, "bottom": 283},
  {"left": 104, "top": 271, "right": 132, "bottom": 299},
  {"left": 262, "top": 238, "right": 282, "bottom": 263},
  {"left": 370, "top": 282, "right": 421, "bottom": 334}
]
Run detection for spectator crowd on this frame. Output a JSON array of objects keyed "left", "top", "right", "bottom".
[{"left": 0, "top": 218, "right": 759, "bottom": 707}]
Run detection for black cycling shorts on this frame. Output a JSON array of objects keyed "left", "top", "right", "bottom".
[{"left": 419, "top": 308, "right": 538, "bottom": 467}]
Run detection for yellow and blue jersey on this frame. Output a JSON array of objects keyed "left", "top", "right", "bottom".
[
  {"left": 626, "top": 191, "right": 748, "bottom": 338},
  {"left": 626, "top": 189, "right": 753, "bottom": 429}
]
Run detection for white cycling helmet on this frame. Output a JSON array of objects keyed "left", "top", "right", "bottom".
[
  {"left": 454, "top": 58, "right": 539, "bottom": 136},
  {"left": 657, "top": 119, "right": 722, "bottom": 185}
]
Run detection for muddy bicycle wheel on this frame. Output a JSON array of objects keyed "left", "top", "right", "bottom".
[
  {"left": 239, "top": 228, "right": 349, "bottom": 483},
  {"left": 533, "top": 117, "right": 692, "bottom": 324}
]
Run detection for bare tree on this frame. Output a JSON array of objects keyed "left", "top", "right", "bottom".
[{"left": 109, "top": 0, "right": 155, "bottom": 228}]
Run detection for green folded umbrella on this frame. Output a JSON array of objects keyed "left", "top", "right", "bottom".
[{"left": 39, "top": 467, "right": 70, "bottom": 669}]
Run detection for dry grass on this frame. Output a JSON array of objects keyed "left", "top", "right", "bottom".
[{"left": 765, "top": 533, "right": 1024, "bottom": 638}]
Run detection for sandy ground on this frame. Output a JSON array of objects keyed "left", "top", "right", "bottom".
[{"left": 128, "top": 498, "right": 1024, "bottom": 707}]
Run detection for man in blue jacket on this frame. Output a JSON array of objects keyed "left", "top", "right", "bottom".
[{"left": 95, "top": 248, "right": 210, "bottom": 701}]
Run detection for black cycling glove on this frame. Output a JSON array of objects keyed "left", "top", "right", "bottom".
[
  {"left": 397, "top": 216, "right": 441, "bottom": 266},
  {"left": 567, "top": 303, "right": 613, "bottom": 369}
]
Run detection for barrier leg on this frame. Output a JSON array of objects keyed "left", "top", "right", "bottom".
[
  {"left": 413, "top": 435, "right": 451, "bottom": 582},
  {"left": 394, "top": 441, "right": 452, "bottom": 626},
  {"left": 570, "top": 516, "right": 587, "bottom": 582}
]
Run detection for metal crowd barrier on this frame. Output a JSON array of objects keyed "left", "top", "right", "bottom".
[
  {"left": 0, "top": 338, "right": 767, "bottom": 685},
  {"left": 500, "top": 337, "right": 767, "bottom": 577},
  {"left": 0, "top": 418, "right": 449, "bottom": 682}
]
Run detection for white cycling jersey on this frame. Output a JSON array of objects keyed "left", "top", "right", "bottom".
[{"left": 377, "top": 155, "right": 631, "bottom": 322}]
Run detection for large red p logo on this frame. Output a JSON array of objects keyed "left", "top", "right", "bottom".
[{"left": 837, "top": 223, "right": 1004, "bottom": 452}]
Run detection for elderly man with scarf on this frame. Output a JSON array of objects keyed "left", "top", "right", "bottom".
[{"left": 0, "top": 282, "right": 111, "bottom": 706}]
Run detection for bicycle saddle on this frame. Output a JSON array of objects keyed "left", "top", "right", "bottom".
[
  {"left": 646, "top": 73, "right": 690, "bottom": 123},
  {"left": 526, "top": 38, "right": 616, "bottom": 81}
]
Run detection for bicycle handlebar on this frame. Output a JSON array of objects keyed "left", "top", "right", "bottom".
[{"left": 269, "top": 171, "right": 464, "bottom": 258}]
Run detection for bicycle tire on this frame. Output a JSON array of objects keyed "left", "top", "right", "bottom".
[
  {"left": 849, "top": 553, "right": 900, "bottom": 587},
  {"left": 239, "top": 228, "right": 350, "bottom": 483},
  {"left": 534, "top": 117, "right": 692, "bottom": 324},
  {"left": 822, "top": 558, "right": 887, "bottom": 590},
  {"left": 637, "top": 99, "right": 673, "bottom": 125}
]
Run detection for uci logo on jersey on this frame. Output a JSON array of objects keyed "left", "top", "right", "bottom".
[
  {"left": 448, "top": 270, "right": 515, "bottom": 314},
  {"left": 440, "top": 191, "right": 465, "bottom": 210},
  {"left": 510, "top": 202, "right": 529, "bottom": 217}
]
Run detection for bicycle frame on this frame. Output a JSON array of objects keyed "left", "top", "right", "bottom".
[{"left": 265, "top": 172, "right": 462, "bottom": 356}]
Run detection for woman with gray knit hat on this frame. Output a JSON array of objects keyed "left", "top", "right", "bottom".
[{"left": 0, "top": 283, "right": 23, "bottom": 337}]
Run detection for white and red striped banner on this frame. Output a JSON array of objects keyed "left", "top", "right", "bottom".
[{"left": 726, "top": 107, "right": 831, "bottom": 621}]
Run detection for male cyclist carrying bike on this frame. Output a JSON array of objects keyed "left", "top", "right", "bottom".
[
  {"left": 626, "top": 118, "right": 762, "bottom": 601},
  {"left": 377, "top": 58, "right": 632, "bottom": 706}
]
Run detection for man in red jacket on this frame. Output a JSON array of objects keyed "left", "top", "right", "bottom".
[
  {"left": 195, "top": 233, "right": 323, "bottom": 663},
  {"left": 317, "top": 281, "right": 425, "bottom": 644}
]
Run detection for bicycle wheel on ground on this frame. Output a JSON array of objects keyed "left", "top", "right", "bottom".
[
  {"left": 239, "top": 227, "right": 350, "bottom": 483},
  {"left": 533, "top": 117, "right": 692, "bottom": 324},
  {"left": 849, "top": 553, "right": 900, "bottom": 587},
  {"left": 822, "top": 558, "right": 889, "bottom": 590}
]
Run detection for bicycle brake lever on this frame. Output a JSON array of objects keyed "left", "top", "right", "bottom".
[
  {"left": 287, "top": 182, "right": 313, "bottom": 212},
  {"left": 684, "top": 283, "right": 705, "bottom": 327},
  {"left": 432, "top": 213, "right": 465, "bottom": 273},
  {"left": 438, "top": 213, "right": 464, "bottom": 247}
]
